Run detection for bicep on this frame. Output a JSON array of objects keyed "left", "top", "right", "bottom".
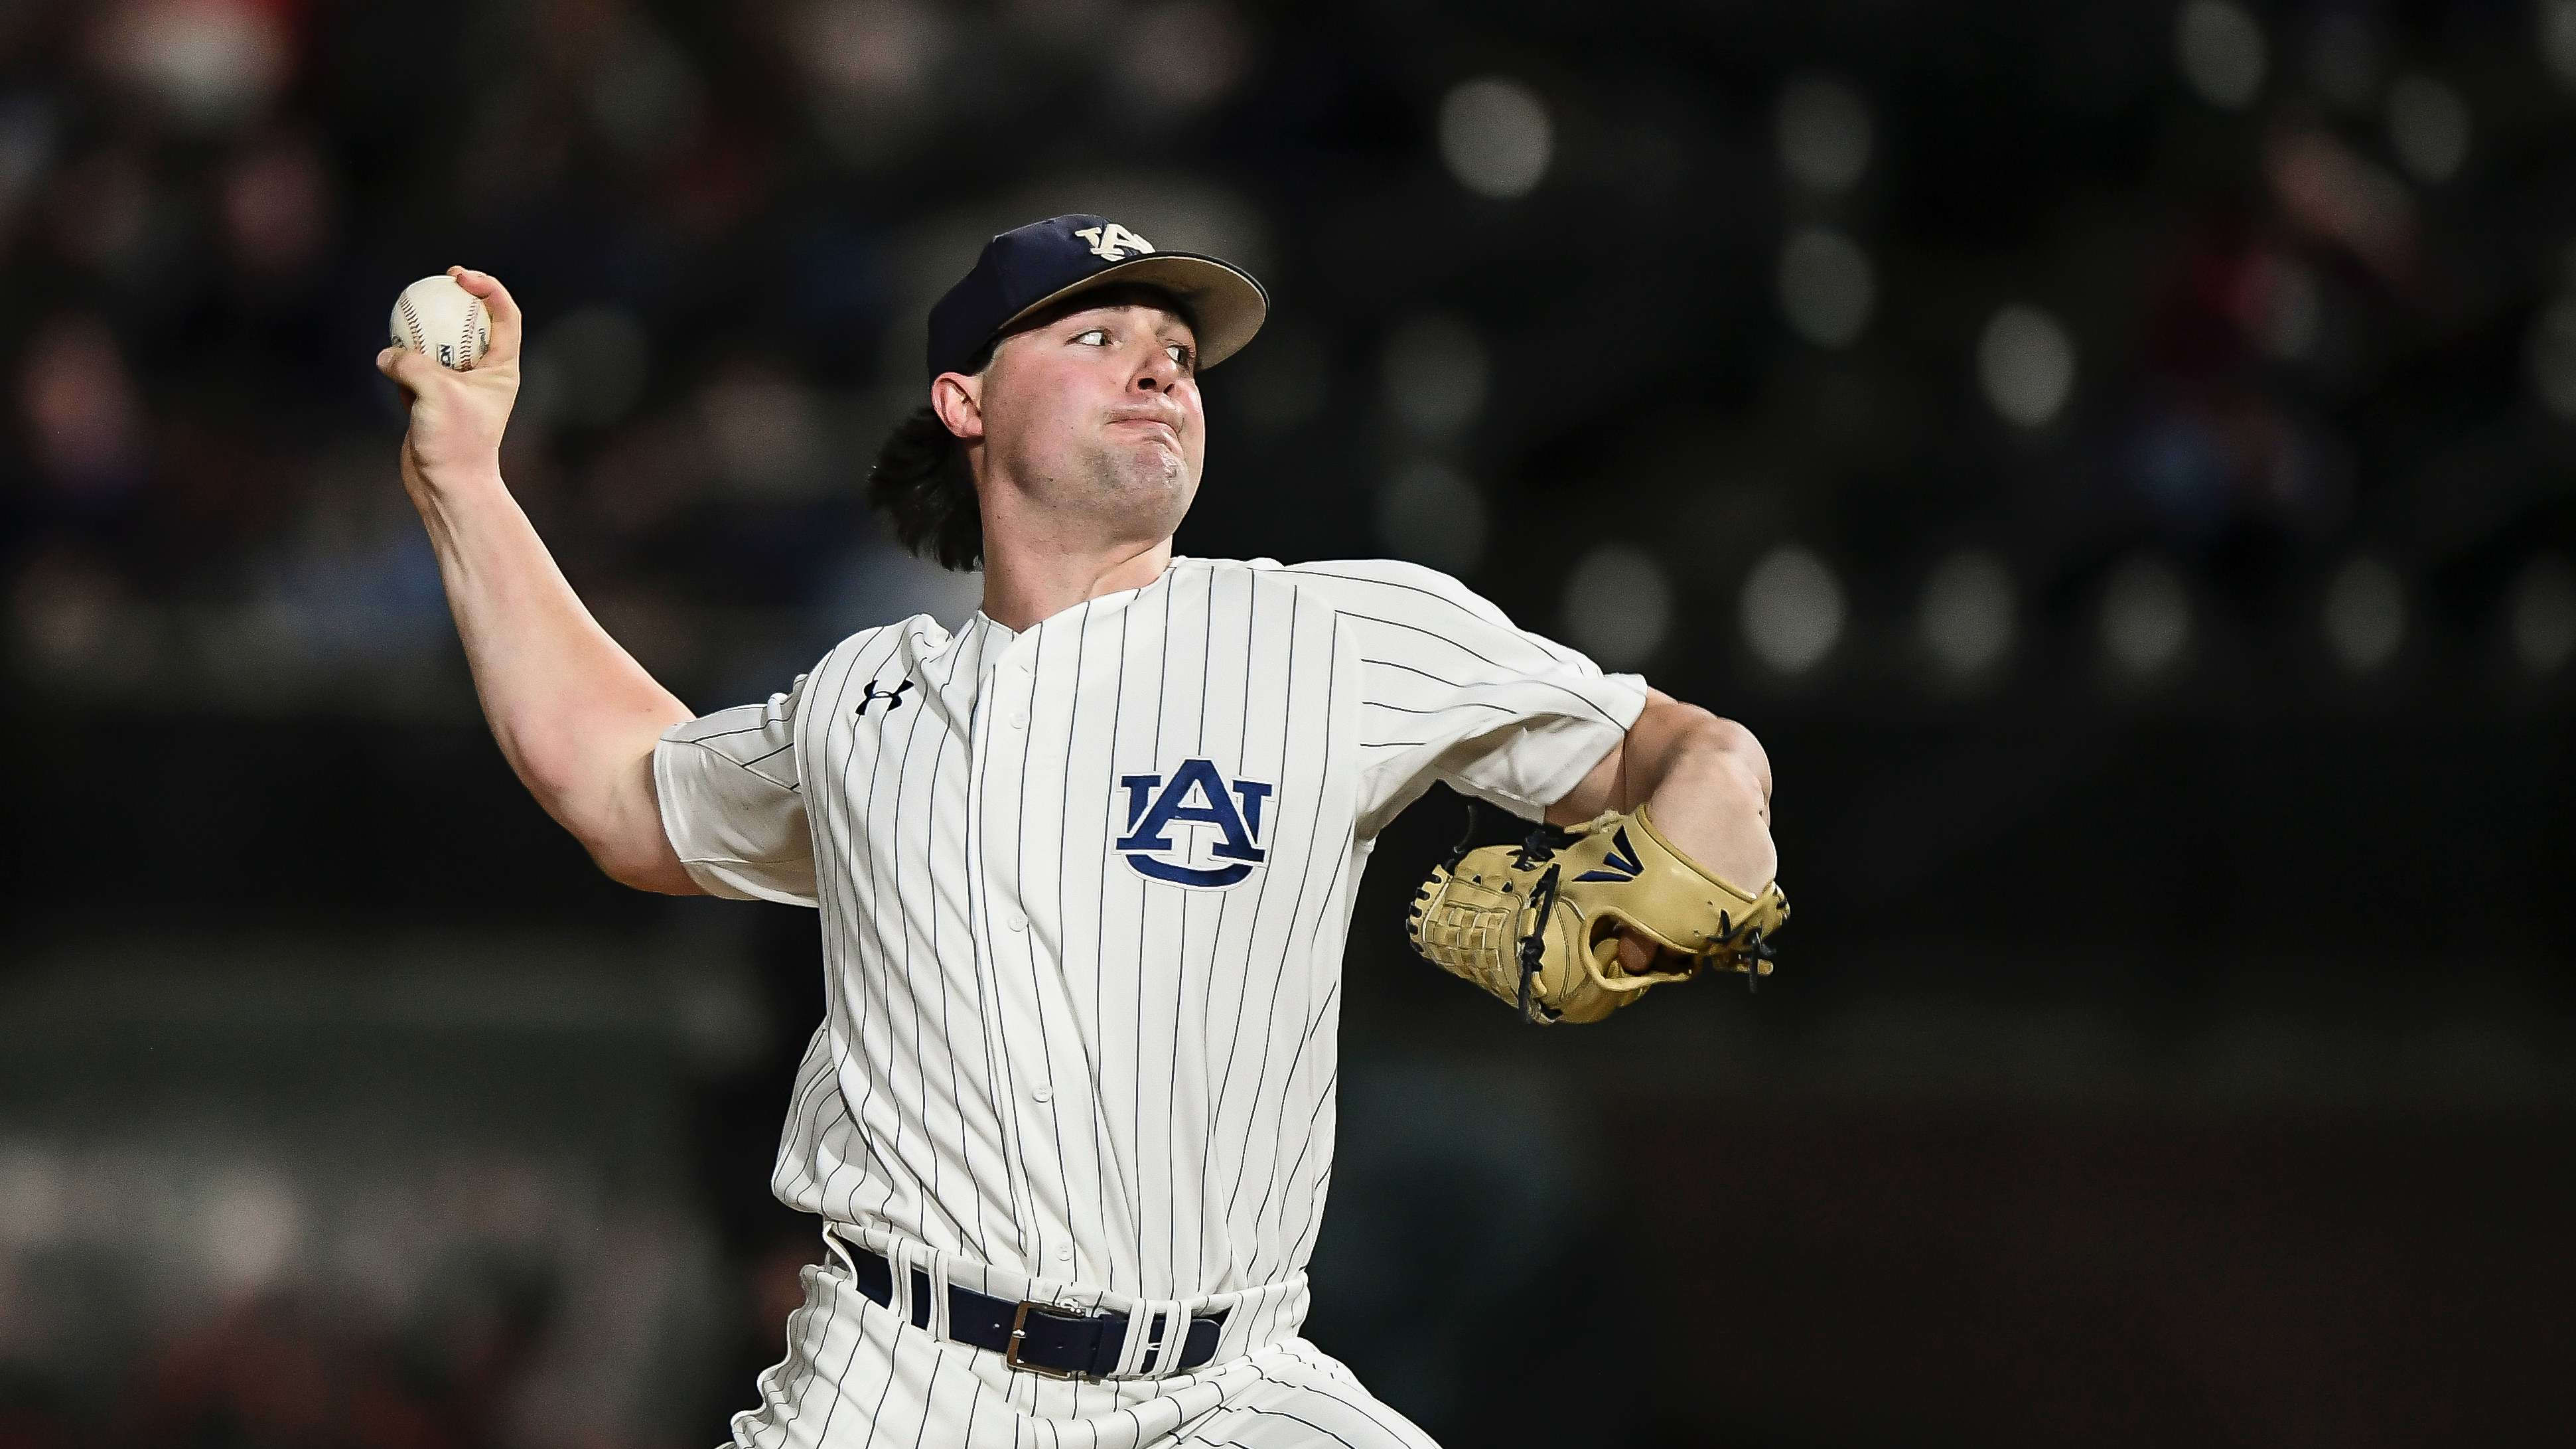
[{"left": 597, "top": 743, "right": 705, "bottom": 895}]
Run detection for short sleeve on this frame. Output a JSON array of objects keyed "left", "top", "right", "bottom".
[
  {"left": 1286, "top": 560, "right": 1650, "bottom": 835},
  {"left": 654, "top": 673, "right": 817, "bottom": 906}
]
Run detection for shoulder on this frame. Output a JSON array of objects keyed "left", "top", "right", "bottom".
[
  {"left": 1247, "top": 557, "right": 1515, "bottom": 628},
  {"left": 821, "top": 614, "right": 946, "bottom": 666},
  {"left": 789, "top": 615, "right": 947, "bottom": 701}
]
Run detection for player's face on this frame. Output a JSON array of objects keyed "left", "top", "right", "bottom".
[{"left": 980, "top": 297, "right": 1205, "bottom": 540}]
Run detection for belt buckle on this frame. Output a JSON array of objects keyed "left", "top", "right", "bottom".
[{"left": 1005, "top": 1300, "right": 1094, "bottom": 1381}]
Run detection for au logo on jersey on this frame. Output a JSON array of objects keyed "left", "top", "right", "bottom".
[
  {"left": 1114, "top": 759, "right": 1273, "bottom": 888},
  {"left": 1074, "top": 222, "right": 1154, "bottom": 260}
]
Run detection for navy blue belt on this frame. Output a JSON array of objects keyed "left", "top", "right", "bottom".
[{"left": 840, "top": 1240, "right": 1228, "bottom": 1381}]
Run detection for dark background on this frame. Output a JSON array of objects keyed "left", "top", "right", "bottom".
[{"left": 5, "top": 1, "right": 2572, "bottom": 1445}]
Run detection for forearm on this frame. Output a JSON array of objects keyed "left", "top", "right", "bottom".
[
  {"left": 1636, "top": 720, "right": 1776, "bottom": 889},
  {"left": 1551, "top": 692, "right": 1778, "bottom": 888},
  {"left": 411, "top": 467, "right": 691, "bottom": 865}
]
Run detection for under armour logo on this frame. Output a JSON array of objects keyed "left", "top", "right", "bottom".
[
  {"left": 855, "top": 678, "right": 915, "bottom": 716},
  {"left": 1573, "top": 827, "right": 1644, "bottom": 883},
  {"left": 1114, "top": 759, "right": 1273, "bottom": 889},
  {"left": 1073, "top": 222, "right": 1154, "bottom": 261}
]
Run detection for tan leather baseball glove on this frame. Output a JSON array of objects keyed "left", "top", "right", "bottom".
[{"left": 1405, "top": 804, "right": 1788, "bottom": 1024}]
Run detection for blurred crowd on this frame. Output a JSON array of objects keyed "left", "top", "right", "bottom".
[
  {"left": 7, "top": 2, "right": 2576, "bottom": 1446},
  {"left": 3, "top": 0, "right": 2571, "bottom": 720}
]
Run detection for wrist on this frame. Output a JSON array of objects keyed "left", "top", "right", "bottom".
[{"left": 409, "top": 461, "right": 509, "bottom": 500}]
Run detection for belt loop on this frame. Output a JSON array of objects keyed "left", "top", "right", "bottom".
[
  {"left": 1137, "top": 1297, "right": 1188, "bottom": 1381},
  {"left": 821, "top": 1224, "right": 858, "bottom": 1279},
  {"left": 924, "top": 1247, "right": 952, "bottom": 1343},
  {"left": 895, "top": 1239, "right": 938, "bottom": 1331},
  {"left": 1108, "top": 1294, "right": 1153, "bottom": 1379}
]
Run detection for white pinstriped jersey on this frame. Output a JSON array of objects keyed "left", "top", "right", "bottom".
[{"left": 656, "top": 556, "right": 1646, "bottom": 1305}]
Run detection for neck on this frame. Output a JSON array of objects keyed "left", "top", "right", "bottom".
[{"left": 979, "top": 534, "right": 1173, "bottom": 631}]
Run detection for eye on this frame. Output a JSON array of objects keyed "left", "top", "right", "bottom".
[
  {"left": 1166, "top": 341, "right": 1196, "bottom": 370},
  {"left": 1074, "top": 327, "right": 1110, "bottom": 346}
]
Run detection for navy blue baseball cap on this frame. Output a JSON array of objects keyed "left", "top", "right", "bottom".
[{"left": 925, "top": 214, "right": 1268, "bottom": 381}]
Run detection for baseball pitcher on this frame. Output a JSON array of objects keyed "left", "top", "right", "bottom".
[{"left": 376, "top": 215, "right": 1785, "bottom": 1448}]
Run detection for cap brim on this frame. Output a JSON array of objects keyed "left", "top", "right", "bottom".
[{"left": 992, "top": 252, "right": 1269, "bottom": 371}]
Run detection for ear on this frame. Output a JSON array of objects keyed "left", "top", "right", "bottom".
[{"left": 930, "top": 370, "right": 985, "bottom": 442}]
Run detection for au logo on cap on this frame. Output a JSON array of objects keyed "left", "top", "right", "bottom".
[{"left": 1074, "top": 222, "right": 1154, "bottom": 261}]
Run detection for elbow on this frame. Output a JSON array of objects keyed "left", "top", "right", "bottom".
[
  {"left": 1674, "top": 710, "right": 1772, "bottom": 814},
  {"left": 585, "top": 833, "right": 698, "bottom": 895}
]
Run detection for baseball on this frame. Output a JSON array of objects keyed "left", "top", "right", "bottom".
[{"left": 388, "top": 274, "right": 490, "bottom": 372}]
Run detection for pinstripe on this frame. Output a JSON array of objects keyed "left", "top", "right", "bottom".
[
  {"left": 1055, "top": 602, "right": 1106, "bottom": 1298},
  {"left": 1089, "top": 601, "right": 1133, "bottom": 1285},
  {"left": 959, "top": 621, "right": 1035, "bottom": 1262},
  {"left": 835, "top": 1294, "right": 900, "bottom": 1449},
  {"left": 1216, "top": 599, "right": 1334, "bottom": 1253},
  {"left": 1192, "top": 574, "right": 1275, "bottom": 1282},
  {"left": 1165, "top": 565, "right": 1218, "bottom": 1290},
  {"left": 820, "top": 634, "right": 954, "bottom": 1225},
  {"left": 767, "top": 642, "right": 871, "bottom": 1206},
  {"left": 1133, "top": 576, "right": 1177, "bottom": 1289},
  {"left": 871, "top": 658, "right": 954, "bottom": 1235},
  {"left": 774, "top": 637, "right": 893, "bottom": 1422},
  {"left": 801, "top": 633, "right": 906, "bottom": 1217},
  {"left": 1012, "top": 617, "right": 1077, "bottom": 1272},
  {"left": 1246, "top": 783, "right": 1358, "bottom": 1286}
]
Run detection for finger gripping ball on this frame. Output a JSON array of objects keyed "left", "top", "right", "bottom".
[{"left": 390, "top": 275, "right": 490, "bottom": 371}]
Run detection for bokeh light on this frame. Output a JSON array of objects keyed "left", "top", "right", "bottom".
[
  {"left": 1741, "top": 544, "right": 1845, "bottom": 674},
  {"left": 1563, "top": 542, "right": 1673, "bottom": 668},
  {"left": 2546, "top": 1, "right": 2576, "bottom": 90},
  {"left": 1777, "top": 227, "right": 1875, "bottom": 348},
  {"left": 2321, "top": 556, "right": 2405, "bottom": 674},
  {"left": 1775, "top": 76, "right": 1873, "bottom": 193},
  {"left": 1977, "top": 305, "right": 2076, "bottom": 428},
  {"left": 2177, "top": 1, "right": 2267, "bottom": 111},
  {"left": 199, "top": 1168, "right": 306, "bottom": 1294},
  {"left": 95, "top": 0, "right": 293, "bottom": 134},
  {"left": 2101, "top": 556, "right": 2192, "bottom": 678},
  {"left": 2385, "top": 74, "right": 2470, "bottom": 183},
  {"left": 2510, "top": 555, "right": 2576, "bottom": 674},
  {"left": 1439, "top": 76, "right": 1552, "bottom": 200},
  {"left": 1376, "top": 461, "right": 1488, "bottom": 576},
  {"left": 2528, "top": 297, "right": 2576, "bottom": 419}
]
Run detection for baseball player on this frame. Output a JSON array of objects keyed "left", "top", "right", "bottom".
[{"left": 375, "top": 216, "right": 1784, "bottom": 1448}]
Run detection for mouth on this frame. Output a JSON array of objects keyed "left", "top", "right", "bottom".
[{"left": 1108, "top": 416, "right": 1182, "bottom": 445}]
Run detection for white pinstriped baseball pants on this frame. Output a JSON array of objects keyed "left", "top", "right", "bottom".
[{"left": 727, "top": 1229, "right": 1441, "bottom": 1449}]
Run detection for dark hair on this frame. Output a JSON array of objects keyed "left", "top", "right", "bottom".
[
  {"left": 867, "top": 284, "right": 1198, "bottom": 573},
  {"left": 867, "top": 404, "right": 984, "bottom": 572}
]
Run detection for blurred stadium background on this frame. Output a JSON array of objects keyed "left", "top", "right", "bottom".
[{"left": 5, "top": 0, "right": 2573, "bottom": 1444}]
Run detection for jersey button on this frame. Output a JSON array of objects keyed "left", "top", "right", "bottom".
[
  {"left": 1006, "top": 913, "right": 1028, "bottom": 933},
  {"left": 1032, "top": 1084, "right": 1052, "bottom": 1103},
  {"left": 1009, "top": 711, "right": 1029, "bottom": 729},
  {"left": 1054, "top": 1243, "right": 1073, "bottom": 1262}
]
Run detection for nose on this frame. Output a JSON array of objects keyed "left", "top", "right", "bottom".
[{"left": 1133, "top": 349, "right": 1182, "bottom": 392}]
